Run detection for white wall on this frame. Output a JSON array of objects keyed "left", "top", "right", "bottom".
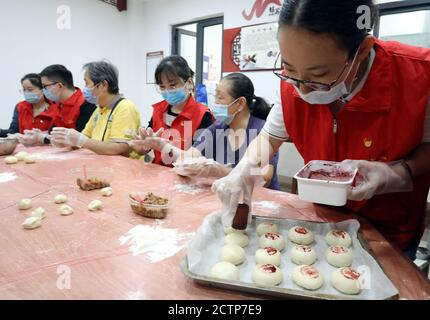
[{"left": 0, "top": 0, "right": 146, "bottom": 128}]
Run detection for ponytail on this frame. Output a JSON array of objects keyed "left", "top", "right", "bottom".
[{"left": 250, "top": 95, "right": 271, "bottom": 120}]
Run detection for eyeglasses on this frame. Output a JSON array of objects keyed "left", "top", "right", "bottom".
[
  {"left": 272, "top": 53, "right": 350, "bottom": 92},
  {"left": 42, "top": 82, "right": 60, "bottom": 90},
  {"left": 156, "top": 78, "right": 192, "bottom": 94},
  {"left": 156, "top": 83, "right": 184, "bottom": 94},
  {"left": 19, "top": 88, "right": 41, "bottom": 94}
]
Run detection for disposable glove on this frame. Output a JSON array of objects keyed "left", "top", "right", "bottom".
[{"left": 340, "top": 159, "right": 413, "bottom": 201}]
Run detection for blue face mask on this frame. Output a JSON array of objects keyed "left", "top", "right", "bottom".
[
  {"left": 210, "top": 98, "right": 240, "bottom": 125},
  {"left": 83, "top": 86, "right": 99, "bottom": 105},
  {"left": 43, "top": 88, "right": 60, "bottom": 102},
  {"left": 161, "top": 88, "right": 188, "bottom": 106},
  {"left": 24, "top": 91, "right": 41, "bottom": 104}
]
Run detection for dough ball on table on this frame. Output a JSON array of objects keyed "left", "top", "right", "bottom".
[
  {"left": 325, "top": 229, "right": 352, "bottom": 247},
  {"left": 292, "top": 265, "right": 324, "bottom": 290},
  {"left": 259, "top": 232, "right": 285, "bottom": 251},
  {"left": 219, "top": 244, "right": 246, "bottom": 265},
  {"left": 252, "top": 264, "right": 283, "bottom": 287},
  {"left": 59, "top": 205, "right": 74, "bottom": 216},
  {"left": 255, "top": 247, "right": 281, "bottom": 267},
  {"left": 24, "top": 155, "right": 37, "bottom": 164},
  {"left": 224, "top": 227, "right": 246, "bottom": 235},
  {"left": 18, "top": 198, "right": 32, "bottom": 210},
  {"left": 210, "top": 261, "right": 240, "bottom": 281},
  {"left": 256, "top": 222, "right": 278, "bottom": 236},
  {"left": 22, "top": 217, "right": 42, "bottom": 230},
  {"left": 326, "top": 246, "right": 353, "bottom": 268},
  {"left": 100, "top": 187, "right": 113, "bottom": 197},
  {"left": 289, "top": 245, "right": 317, "bottom": 265},
  {"left": 288, "top": 226, "right": 314, "bottom": 245},
  {"left": 5, "top": 156, "right": 18, "bottom": 165},
  {"left": 15, "top": 151, "right": 28, "bottom": 161},
  {"left": 331, "top": 267, "right": 362, "bottom": 295},
  {"left": 54, "top": 194, "right": 68, "bottom": 204},
  {"left": 88, "top": 200, "right": 102, "bottom": 211},
  {"left": 31, "top": 207, "right": 46, "bottom": 220},
  {"left": 224, "top": 232, "right": 249, "bottom": 248}
]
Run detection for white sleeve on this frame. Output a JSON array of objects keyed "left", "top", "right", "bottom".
[
  {"left": 262, "top": 88, "right": 289, "bottom": 141},
  {"left": 422, "top": 97, "right": 430, "bottom": 143}
]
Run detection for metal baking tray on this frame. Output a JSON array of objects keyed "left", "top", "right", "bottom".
[{"left": 180, "top": 215, "right": 399, "bottom": 300}]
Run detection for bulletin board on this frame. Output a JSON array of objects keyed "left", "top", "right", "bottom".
[
  {"left": 223, "top": 22, "right": 281, "bottom": 73},
  {"left": 146, "top": 51, "right": 164, "bottom": 84}
]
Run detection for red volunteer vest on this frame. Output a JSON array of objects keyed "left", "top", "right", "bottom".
[
  {"left": 17, "top": 101, "right": 58, "bottom": 133},
  {"left": 281, "top": 40, "right": 430, "bottom": 250},
  {"left": 53, "top": 88, "right": 86, "bottom": 129},
  {"left": 151, "top": 96, "right": 213, "bottom": 166}
]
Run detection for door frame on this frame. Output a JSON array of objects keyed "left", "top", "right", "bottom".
[
  {"left": 174, "top": 29, "right": 197, "bottom": 58},
  {"left": 375, "top": 0, "right": 430, "bottom": 37},
  {"left": 172, "top": 16, "right": 224, "bottom": 86}
]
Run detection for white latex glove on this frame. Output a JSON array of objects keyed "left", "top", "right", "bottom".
[
  {"left": 50, "top": 128, "right": 89, "bottom": 148},
  {"left": 173, "top": 157, "right": 232, "bottom": 178},
  {"left": 129, "top": 127, "right": 166, "bottom": 154},
  {"left": 6, "top": 133, "right": 21, "bottom": 140},
  {"left": 211, "top": 158, "right": 265, "bottom": 228},
  {"left": 340, "top": 159, "right": 413, "bottom": 201},
  {"left": 46, "top": 134, "right": 68, "bottom": 148},
  {"left": 17, "top": 129, "right": 47, "bottom": 147}
]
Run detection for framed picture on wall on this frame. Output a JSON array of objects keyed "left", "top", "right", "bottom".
[
  {"left": 146, "top": 51, "right": 164, "bottom": 84},
  {"left": 223, "top": 22, "right": 281, "bottom": 72}
]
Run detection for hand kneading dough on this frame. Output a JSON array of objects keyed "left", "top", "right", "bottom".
[
  {"left": 18, "top": 198, "right": 32, "bottom": 210},
  {"left": 325, "top": 229, "right": 352, "bottom": 247},
  {"left": 31, "top": 207, "right": 46, "bottom": 219},
  {"left": 289, "top": 245, "right": 317, "bottom": 265},
  {"left": 331, "top": 267, "right": 362, "bottom": 295},
  {"left": 224, "top": 227, "right": 246, "bottom": 235},
  {"left": 252, "top": 264, "right": 283, "bottom": 287},
  {"left": 23, "top": 217, "right": 42, "bottom": 230},
  {"left": 60, "top": 205, "right": 74, "bottom": 216},
  {"left": 24, "top": 155, "right": 37, "bottom": 164},
  {"left": 326, "top": 245, "right": 353, "bottom": 267},
  {"left": 88, "top": 200, "right": 102, "bottom": 211},
  {"left": 100, "top": 187, "right": 113, "bottom": 197},
  {"left": 256, "top": 222, "right": 278, "bottom": 236},
  {"left": 54, "top": 194, "right": 68, "bottom": 204},
  {"left": 5, "top": 156, "right": 18, "bottom": 164},
  {"left": 292, "top": 265, "right": 324, "bottom": 290},
  {"left": 259, "top": 233, "right": 285, "bottom": 251},
  {"left": 288, "top": 226, "right": 314, "bottom": 245},
  {"left": 15, "top": 151, "right": 28, "bottom": 161},
  {"left": 255, "top": 247, "right": 281, "bottom": 266},
  {"left": 210, "top": 261, "right": 240, "bottom": 281},
  {"left": 224, "top": 232, "right": 249, "bottom": 247},
  {"left": 219, "top": 244, "right": 246, "bottom": 265}
]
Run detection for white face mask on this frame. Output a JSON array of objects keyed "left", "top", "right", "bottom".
[{"left": 294, "top": 48, "right": 361, "bottom": 105}]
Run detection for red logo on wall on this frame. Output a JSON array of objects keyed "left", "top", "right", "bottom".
[{"left": 242, "top": 0, "right": 282, "bottom": 21}]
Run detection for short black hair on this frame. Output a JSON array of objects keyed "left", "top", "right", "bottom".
[
  {"left": 223, "top": 73, "right": 271, "bottom": 120},
  {"left": 40, "top": 64, "right": 74, "bottom": 89},
  {"left": 83, "top": 61, "right": 119, "bottom": 95},
  {"left": 279, "top": 0, "right": 378, "bottom": 55},
  {"left": 155, "top": 55, "right": 194, "bottom": 85},
  {"left": 21, "top": 73, "right": 43, "bottom": 89}
]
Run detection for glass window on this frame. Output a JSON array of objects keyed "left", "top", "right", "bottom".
[{"left": 379, "top": 9, "right": 430, "bottom": 48}]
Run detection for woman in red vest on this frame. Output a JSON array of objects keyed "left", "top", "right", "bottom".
[
  {"left": 132, "top": 55, "right": 214, "bottom": 166},
  {"left": 212, "top": 0, "right": 430, "bottom": 261},
  {"left": 0, "top": 74, "right": 58, "bottom": 138}
]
